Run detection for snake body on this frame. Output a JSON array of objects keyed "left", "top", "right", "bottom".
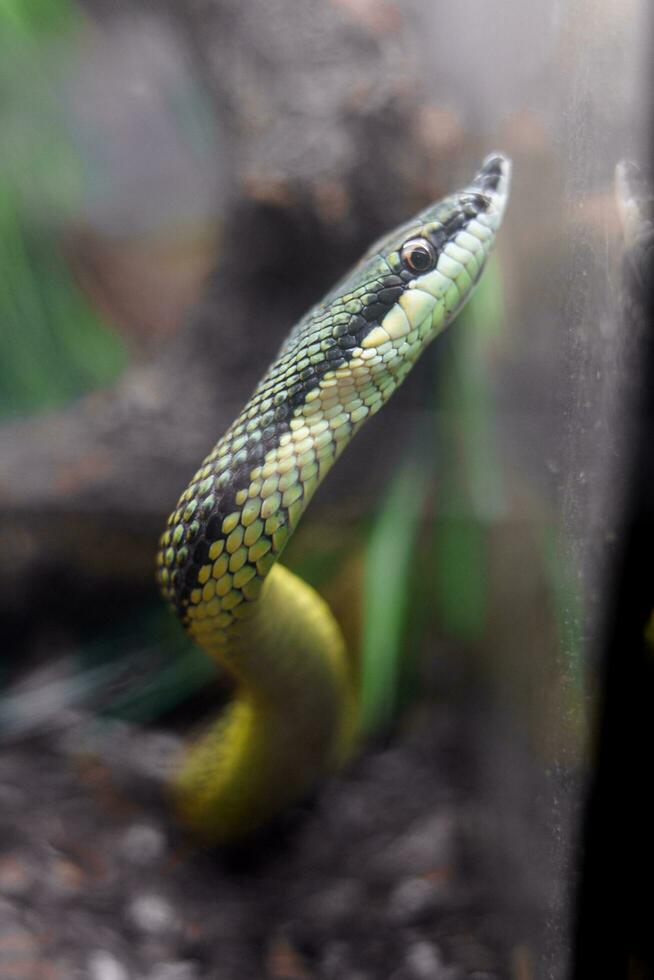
[{"left": 157, "top": 155, "right": 511, "bottom": 841}]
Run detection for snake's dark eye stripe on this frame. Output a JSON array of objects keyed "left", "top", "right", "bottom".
[
  {"left": 400, "top": 237, "right": 436, "bottom": 274},
  {"left": 460, "top": 192, "right": 491, "bottom": 216}
]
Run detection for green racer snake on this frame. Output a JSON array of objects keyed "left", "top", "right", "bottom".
[{"left": 156, "top": 154, "right": 511, "bottom": 842}]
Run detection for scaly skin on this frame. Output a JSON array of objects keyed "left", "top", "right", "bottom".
[{"left": 157, "top": 154, "right": 511, "bottom": 842}]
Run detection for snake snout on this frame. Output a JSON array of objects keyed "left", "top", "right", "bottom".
[
  {"left": 467, "top": 153, "right": 512, "bottom": 227},
  {"left": 473, "top": 153, "right": 510, "bottom": 191}
]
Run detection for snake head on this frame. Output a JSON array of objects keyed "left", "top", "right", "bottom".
[
  {"left": 337, "top": 153, "right": 511, "bottom": 362},
  {"left": 299, "top": 154, "right": 511, "bottom": 382}
]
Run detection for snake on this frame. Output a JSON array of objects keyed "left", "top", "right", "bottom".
[{"left": 156, "top": 154, "right": 511, "bottom": 842}]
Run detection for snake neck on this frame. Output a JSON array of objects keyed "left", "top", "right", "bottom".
[{"left": 156, "top": 302, "right": 424, "bottom": 647}]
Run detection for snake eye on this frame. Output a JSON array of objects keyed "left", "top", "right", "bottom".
[{"left": 400, "top": 238, "right": 436, "bottom": 274}]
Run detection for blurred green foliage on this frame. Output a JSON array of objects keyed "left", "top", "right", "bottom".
[
  {"left": 360, "top": 462, "right": 429, "bottom": 734},
  {"left": 431, "top": 260, "right": 506, "bottom": 647},
  {"left": 357, "top": 263, "right": 505, "bottom": 734},
  {"left": 0, "top": 0, "right": 76, "bottom": 34},
  {"left": 0, "top": 0, "right": 126, "bottom": 420},
  {"left": 358, "top": 257, "right": 584, "bottom": 741}
]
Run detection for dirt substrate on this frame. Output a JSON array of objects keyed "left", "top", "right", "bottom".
[{"left": 0, "top": 704, "right": 517, "bottom": 980}]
